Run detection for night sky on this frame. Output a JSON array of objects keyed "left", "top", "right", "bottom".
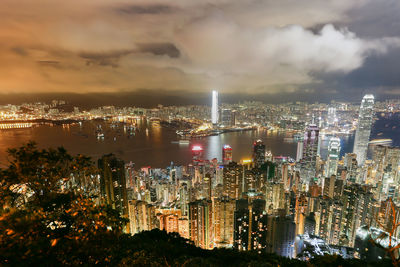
[{"left": 1, "top": 0, "right": 400, "bottom": 106}]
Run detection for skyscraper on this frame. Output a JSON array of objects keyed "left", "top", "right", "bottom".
[
  {"left": 211, "top": 90, "right": 219, "bottom": 125},
  {"left": 326, "top": 137, "right": 341, "bottom": 177},
  {"left": 192, "top": 145, "right": 204, "bottom": 163},
  {"left": 128, "top": 200, "right": 157, "bottom": 234},
  {"left": 222, "top": 144, "right": 233, "bottom": 165},
  {"left": 253, "top": 140, "right": 266, "bottom": 168},
  {"left": 212, "top": 197, "right": 235, "bottom": 248},
  {"left": 98, "top": 154, "right": 128, "bottom": 216},
  {"left": 353, "top": 94, "right": 374, "bottom": 165},
  {"left": 234, "top": 198, "right": 268, "bottom": 251},
  {"left": 220, "top": 108, "right": 232, "bottom": 127},
  {"left": 189, "top": 199, "right": 213, "bottom": 249},
  {"left": 327, "top": 107, "right": 337, "bottom": 126},
  {"left": 300, "top": 122, "right": 319, "bottom": 181}
]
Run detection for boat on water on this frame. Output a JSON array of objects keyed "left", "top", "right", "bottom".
[
  {"left": 97, "top": 132, "right": 104, "bottom": 139},
  {"left": 171, "top": 140, "right": 190, "bottom": 145},
  {"left": 369, "top": 139, "right": 392, "bottom": 145},
  {"left": 283, "top": 137, "right": 294, "bottom": 142}
]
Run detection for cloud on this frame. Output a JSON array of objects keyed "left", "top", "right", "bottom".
[
  {"left": 79, "top": 50, "right": 135, "bottom": 67},
  {"left": 175, "top": 14, "right": 400, "bottom": 81},
  {"left": 114, "top": 4, "right": 177, "bottom": 15},
  {"left": 0, "top": 0, "right": 399, "bottom": 101},
  {"left": 136, "top": 43, "right": 180, "bottom": 58}
]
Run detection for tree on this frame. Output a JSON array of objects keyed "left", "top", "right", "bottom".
[
  {"left": 0, "top": 142, "right": 127, "bottom": 265},
  {"left": 371, "top": 198, "right": 400, "bottom": 267}
]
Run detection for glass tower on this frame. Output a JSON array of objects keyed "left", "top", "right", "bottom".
[
  {"left": 353, "top": 94, "right": 374, "bottom": 165},
  {"left": 326, "top": 137, "right": 341, "bottom": 177},
  {"left": 212, "top": 90, "right": 219, "bottom": 125}
]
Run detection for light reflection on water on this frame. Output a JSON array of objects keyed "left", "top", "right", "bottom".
[{"left": 0, "top": 113, "right": 397, "bottom": 168}]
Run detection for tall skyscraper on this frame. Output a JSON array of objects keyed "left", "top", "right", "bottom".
[
  {"left": 128, "top": 200, "right": 157, "bottom": 234},
  {"left": 296, "top": 141, "right": 303, "bottom": 162},
  {"left": 300, "top": 122, "right": 319, "bottom": 181},
  {"left": 234, "top": 198, "right": 268, "bottom": 251},
  {"left": 220, "top": 108, "right": 232, "bottom": 127},
  {"left": 189, "top": 199, "right": 213, "bottom": 249},
  {"left": 253, "top": 140, "right": 266, "bottom": 168},
  {"left": 327, "top": 107, "right": 337, "bottom": 126},
  {"left": 326, "top": 137, "right": 341, "bottom": 177},
  {"left": 353, "top": 94, "right": 374, "bottom": 165},
  {"left": 211, "top": 90, "right": 219, "bottom": 125},
  {"left": 98, "top": 154, "right": 128, "bottom": 216},
  {"left": 212, "top": 197, "right": 235, "bottom": 248},
  {"left": 192, "top": 145, "right": 204, "bottom": 163},
  {"left": 222, "top": 144, "right": 233, "bottom": 165}
]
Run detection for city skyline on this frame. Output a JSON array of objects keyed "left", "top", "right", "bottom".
[
  {"left": 1, "top": 90, "right": 400, "bottom": 263},
  {"left": 2, "top": 1, "right": 400, "bottom": 265}
]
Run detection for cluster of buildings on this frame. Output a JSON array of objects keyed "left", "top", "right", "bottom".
[
  {"left": 95, "top": 93, "right": 400, "bottom": 261},
  {"left": 2, "top": 93, "right": 400, "bottom": 132},
  {"left": 2, "top": 93, "right": 400, "bottom": 261}
]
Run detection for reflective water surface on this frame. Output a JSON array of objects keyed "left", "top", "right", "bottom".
[{"left": 0, "top": 113, "right": 397, "bottom": 168}]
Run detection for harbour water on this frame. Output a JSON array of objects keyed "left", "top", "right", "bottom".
[{"left": 0, "top": 113, "right": 398, "bottom": 168}]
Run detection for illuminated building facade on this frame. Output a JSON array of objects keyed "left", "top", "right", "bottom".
[
  {"left": 98, "top": 154, "right": 128, "bottom": 217},
  {"left": 128, "top": 200, "right": 158, "bottom": 234},
  {"left": 213, "top": 197, "right": 235, "bottom": 247},
  {"left": 266, "top": 213, "right": 296, "bottom": 257},
  {"left": 189, "top": 199, "right": 213, "bottom": 249},
  {"left": 301, "top": 123, "right": 319, "bottom": 181},
  {"left": 223, "top": 162, "right": 242, "bottom": 199},
  {"left": 326, "top": 137, "right": 341, "bottom": 177},
  {"left": 222, "top": 144, "right": 233, "bottom": 165},
  {"left": 353, "top": 94, "right": 374, "bottom": 165},
  {"left": 211, "top": 90, "right": 219, "bottom": 125},
  {"left": 192, "top": 145, "right": 204, "bottom": 163},
  {"left": 252, "top": 140, "right": 266, "bottom": 168},
  {"left": 220, "top": 108, "right": 232, "bottom": 127},
  {"left": 234, "top": 198, "right": 268, "bottom": 252}
]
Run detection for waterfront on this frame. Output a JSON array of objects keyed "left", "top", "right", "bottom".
[{"left": 0, "top": 113, "right": 398, "bottom": 168}]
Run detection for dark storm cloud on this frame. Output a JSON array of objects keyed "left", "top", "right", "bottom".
[
  {"left": 37, "top": 60, "right": 61, "bottom": 67},
  {"left": 79, "top": 50, "right": 134, "bottom": 67},
  {"left": 310, "top": 46, "right": 400, "bottom": 100},
  {"left": 115, "top": 4, "right": 176, "bottom": 15},
  {"left": 344, "top": 0, "right": 400, "bottom": 38},
  {"left": 11, "top": 46, "right": 28, "bottom": 56},
  {"left": 78, "top": 43, "right": 180, "bottom": 67},
  {"left": 342, "top": 48, "right": 400, "bottom": 88},
  {"left": 136, "top": 43, "right": 180, "bottom": 58}
]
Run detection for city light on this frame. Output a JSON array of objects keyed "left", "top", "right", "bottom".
[{"left": 192, "top": 145, "right": 203, "bottom": 151}]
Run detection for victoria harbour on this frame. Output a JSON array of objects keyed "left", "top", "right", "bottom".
[{"left": 0, "top": 112, "right": 398, "bottom": 168}]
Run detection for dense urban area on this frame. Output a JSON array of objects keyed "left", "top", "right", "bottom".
[{"left": 1, "top": 92, "right": 400, "bottom": 264}]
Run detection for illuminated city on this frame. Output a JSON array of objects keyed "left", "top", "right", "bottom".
[{"left": 2, "top": 1, "right": 400, "bottom": 266}]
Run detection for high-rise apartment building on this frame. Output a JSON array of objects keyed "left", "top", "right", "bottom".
[
  {"left": 212, "top": 197, "right": 235, "bottom": 248},
  {"left": 253, "top": 140, "right": 266, "bottom": 168},
  {"left": 189, "top": 199, "right": 213, "bottom": 249},
  {"left": 222, "top": 145, "right": 233, "bottom": 165},
  {"left": 98, "top": 154, "right": 128, "bottom": 216},
  {"left": 234, "top": 198, "right": 268, "bottom": 251},
  {"left": 129, "top": 200, "right": 158, "bottom": 234}
]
